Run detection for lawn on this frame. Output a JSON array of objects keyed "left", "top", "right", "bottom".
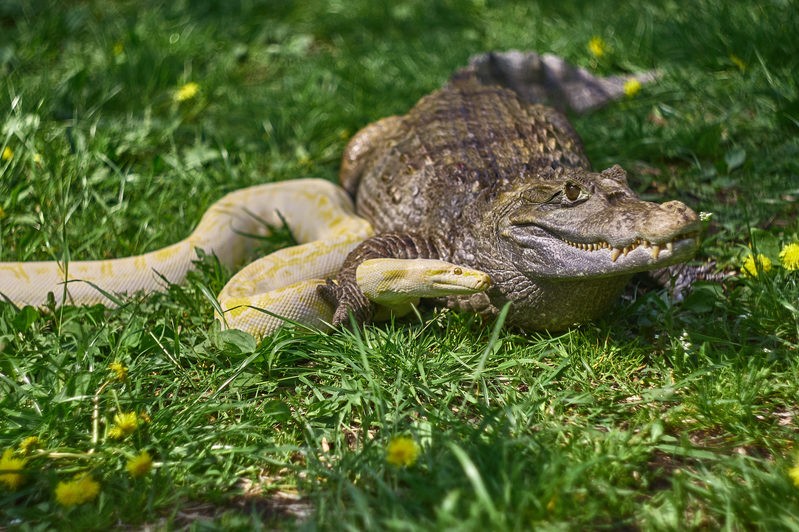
[{"left": 1, "top": 0, "right": 798, "bottom": 529}]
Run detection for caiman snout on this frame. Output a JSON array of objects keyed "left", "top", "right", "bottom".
[
  {"left": 661, "top": 200, "right": 696, "bottom": 217},
  {"left": 641, "top": 200, "right": 699, "bottom": 241}
]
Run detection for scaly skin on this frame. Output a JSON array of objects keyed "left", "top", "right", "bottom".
[
  {"left": 326, "top": 76, "right": 701, "bottom": 330},
  {"left": 0, "top": 179, "right": 375, "bottom": 338},
  {"left": 0, "top": 178, "right": 488, "bottom": 338},
  {"left": 0, "top": 51, "right": 705, "bottom": 337}
]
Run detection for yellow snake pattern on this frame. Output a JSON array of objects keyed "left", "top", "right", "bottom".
[
  {"left": 0, "top": 178, "right": 491, "bottom": 338},
  {"left": 0, "top": 179, "right": 374, "bottom": 338}
]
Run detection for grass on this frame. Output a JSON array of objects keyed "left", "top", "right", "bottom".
[{"left": 1, "top": 0, "right": 798, "bottom": 528}]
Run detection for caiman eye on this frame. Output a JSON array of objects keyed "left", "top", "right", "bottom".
[{"left": 564, "top": 183, "right": 581, "bottom": 201}]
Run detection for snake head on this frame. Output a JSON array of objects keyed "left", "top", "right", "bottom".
[{"left": 356, "top": 258, "right": 491, "bottom": 306}]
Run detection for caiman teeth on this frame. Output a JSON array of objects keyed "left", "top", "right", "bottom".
[
  {"left": 562, "top": 231, "right": 701, "bottom": 262},
  {"left": 563, "top": 238, "right": 612, "bottom": 252},
  {"left": 651, "top": 245, "right": 661, "bottom": 260}
]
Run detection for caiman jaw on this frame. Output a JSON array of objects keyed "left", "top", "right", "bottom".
[
  {"left": 561, "top": 232, "right": 702, "bottom": 262},
  {"left": 502, "top": 196, "right": 702, "bottom": 277},
  {"left": 500, "top": 225, "right": 702, "bottom": 279}
]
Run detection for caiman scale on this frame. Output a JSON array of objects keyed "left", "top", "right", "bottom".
[
  {"left": 0, "top": 51, "right": 705, "bottom": 337},
  {"left": 322, "top": 71, "right": 702, "bottom": 331}
]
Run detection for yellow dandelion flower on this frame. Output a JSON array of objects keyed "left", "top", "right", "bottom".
[
  {"left": 1, "top": 146, "right": 13, "bottom": 161},
  {"left": 126, "top": 451, "right": 153, "bottom": 478},
  {"left": 386, "top": 436, "right": 420, "bottom": 467},
  {"left": 588, "top": 36, "right": 607, "bottom": 58},
  {"left": 740, "top": 253, "right": 772, "bottom": 277},
  {"left": 790, "top": 456, "right": 799, "bottom": 487},
  {"left": 108, "top": 361, "right": 128, "bottom": 381},
  {"left": 0, "top": 448, "right": 27, "bottom": 490},
  {"left": 108, "top": 411, "right": 139, "bottom": 439},
  {"left": 730, "top": 54, "right": 746, "bottom": 72},
  {"left": 623, "top": 78, "right": 642, "bottom": 97},
  {"left": 779, "top": 242, "right": 799, "bottom": 271},
  {"left": 18, "top": 436, "right": 40, "bottom": 455},
  {"left": 55, "top": 474, "right": 100, "bottom": 506},
  {"left": 174, "top": 82, "right": 200, "bottom": 102}
]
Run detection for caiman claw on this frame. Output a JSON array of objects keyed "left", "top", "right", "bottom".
[{"left": 317, "top": 278, "right": 375, "bottom": 329}]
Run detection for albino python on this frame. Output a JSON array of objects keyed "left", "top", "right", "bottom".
[
  {"left": 0, "top": 178, "right": 489, "bottom": 338},
  {"left": 0, "top": 51, "right": 699, "bottom": 338}
]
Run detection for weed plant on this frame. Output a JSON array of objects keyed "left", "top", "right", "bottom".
[{"left": 1, "top": 0, "right": 798, "bottom": 528}]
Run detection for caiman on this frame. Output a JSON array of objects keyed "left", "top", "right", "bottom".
[
  {"left": 320, "top": 53, "right": 703, "bottom": 331},
  {"left": 0, "top": 51, "right": 708, "bottom": 337}
]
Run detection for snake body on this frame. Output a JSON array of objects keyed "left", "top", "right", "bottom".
[
  {"left": 1, "top": 51, "right": 695, "bottom": 337},
  {"left": 0, "top": 178, "right": 489, "bottom": 338},
  {"left": 1, "top": 179, "right": 368, "bottom": 335}
]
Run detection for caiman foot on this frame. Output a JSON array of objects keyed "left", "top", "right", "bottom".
[
  {"left": 317, "top": 278, "right": 375, "bottom": 329},
  {"left": 649, "top": 260, "right": 733, "bottom": 301},
  {"left": 317, "top": 256, "right": 492, "bottom": 330},
  {"left": 460, "top": 50, "right": 658, "bottom": 113}
]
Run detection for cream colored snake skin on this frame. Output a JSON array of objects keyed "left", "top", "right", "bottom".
[{"left": 0, "top": 178, "right": 490, "bottom": 338}]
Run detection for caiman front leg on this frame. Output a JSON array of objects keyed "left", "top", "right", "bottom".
[
  {"left": 318, "top": 233, "right": 490, "bottom": 328},
  {"left": 318, "top": 233, "right": 448, "bottom": 326},
  {"left": 648, "top": 261, "right": 731, "bottom": 301}
]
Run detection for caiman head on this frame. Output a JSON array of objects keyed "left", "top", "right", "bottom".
[{"left": 481, "top": 164, "right": 701, "bottom": 330}]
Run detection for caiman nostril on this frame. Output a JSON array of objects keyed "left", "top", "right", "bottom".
[
  {"left": 661, "top": 200, "right": 691, "bottom": 214},
  {"left": 605, "top": 191, "right": 627, "bottom": 205}
]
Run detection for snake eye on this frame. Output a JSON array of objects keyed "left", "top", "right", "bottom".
[
  {"left": 564, "top": 183, "right": 581, "bottom": 202},
  {"left": 453, "top": 267, "right": 462, "bottom": 275}
]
